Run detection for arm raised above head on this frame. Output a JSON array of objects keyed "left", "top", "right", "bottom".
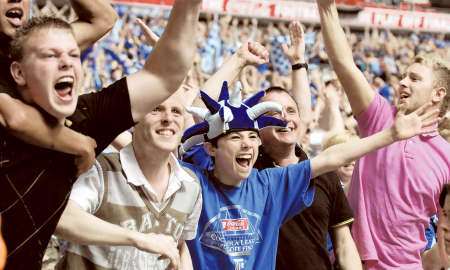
[
  {"left": 70, "top": 0, "right": 118, "bottom": 51},
  {"left": 127, "top": 0, "right": 202, "bottom": 122},
  {"left": 316, "top": 0, "right": 374, "bottom": 117}
]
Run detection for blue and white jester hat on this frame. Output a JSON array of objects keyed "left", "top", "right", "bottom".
[{"left": 180, "top": 81, "right": 286, "bottom": 153}]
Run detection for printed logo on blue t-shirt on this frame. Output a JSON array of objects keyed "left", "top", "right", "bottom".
[{"left": 199, "top": 205, "right": 262, "bottom": 258}]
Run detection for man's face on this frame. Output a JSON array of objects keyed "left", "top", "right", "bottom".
[
  {"left": 336, "top": 161, "right": 355, "bottom": 185},
  {"left": 0, "top": 0, "right": 30, "bottom": 38},
  {"left": 137, "top": 94, "right": 185, "bottom": 153},
  {"left": 259, "top": 91, "right": 302, "bottom": 146},
  {"left": 209, "top": 130, "right": 261, "bottom": 183},
  {"left": 12, "top": 28, "right": 82, "bottom": 120},
  {"left": 397, "top": 63, "right": 435, "bottom": 114}
]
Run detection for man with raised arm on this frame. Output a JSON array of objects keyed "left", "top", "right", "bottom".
[
  {"left": 316, "top": 0, "right": 450, "bottom": 268},
  {"left": 0, "top": 0, "right": 201, "bottom": 268},
  {"left": 180, "top": 79, "right": 438, "bottom": 269},
  {"left": 0, "top": 0, "right": 117, "bottom": 174},
  {"left": 255, "top": 22, "right": 361, "bottom": 270}
]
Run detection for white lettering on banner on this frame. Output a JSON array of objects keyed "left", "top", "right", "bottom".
[
  {"left": 112, "top": 0, "right": 450, "bottom": 32},
  {"left": 224, "top": 0, "right": 274, "bottom": 18}
]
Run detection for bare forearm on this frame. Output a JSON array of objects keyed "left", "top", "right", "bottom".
[
  {"left": 318, "top": 4, "right": 353, "bottom": 69},
  {"left": 0, "top": 94, "right": 89, "bottom": 156},
  {"left": 179, "top": 241, "right": 193, "bottom": 270},
  {"left": 332, "top": 226, "right": 363, "bottom": 270},
  {"left": 327, "top": 103, "right": 345, "bottom": 134},
  {"left": 71, "top": 0, "right": 117, "bottom": 51},
  {"left": 335, "top": 240, "right": 362, "bottom": 270},
  {"left": 128, "top": 0, "right": 201, "bottom": 121},
  {"left": 312, "top": 128, "right": 394, "bottom": 177},
  {"left": 56, "top": 201, "right": 137, "bottom": 247},
  {"left": 145, "top": 0, "right": 200, "bottom": 87},
  {"left": 199, "top": 54, "right": 246, "bottom": 103},
  {"left": 291, "top": 68, "right": 312, "bottom": 127},
  {"left": 317, "top": 2, "right": 374, "bottom": 115}
]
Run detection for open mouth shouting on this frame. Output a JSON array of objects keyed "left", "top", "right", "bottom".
[
  {"left": 54, "top": 76, "right": 74, "bottom": 102},
  {"left": 236, "top": 153, "right": 253, "bottom": 169},
  {"left": 399, "top": 92, "right": 410, "bottom": 103},
  {"left": 5, "top": 7, "right": 24, "bottom": 28}
]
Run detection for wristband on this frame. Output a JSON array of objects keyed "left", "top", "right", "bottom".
[{"left": 292, "top": 63, "right": 308, "bottom": 71}]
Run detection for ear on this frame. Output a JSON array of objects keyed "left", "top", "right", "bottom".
[
  {"left": 432, "top": 86, "right": 447, "bottom": 104},
  {"left": 204, "top": 142, "right": 217, "bottom": 157},
  {"left": 10, "top": 62, "right": 26, "bottom": 87}
]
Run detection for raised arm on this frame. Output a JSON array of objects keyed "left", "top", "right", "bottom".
[
  {"left": 56, "top": 201, "right": 181, "bottom": 269},
  {"left": 282, "top": 21, "right": 312, "bottom": 130},
  {"left": 310, "top": 103, "right": 439, "bottom": 178},
  {"left": 70, "top": 0, "right": 118, "bottom": 51},
  {"left": 0, "top": 93, "right": 96, "bottom": 176},
  {"left": 278, "top": 21, "right": 312, "bottom": 144},
  {"left": 127, "top": 0, "right": 202, "bottom": 122},
  {"left": 196, "top": 41, "right": 269, "bottom": 105},
  {"left": 316, "top": 0, "right": 374, "bottom": 116}
]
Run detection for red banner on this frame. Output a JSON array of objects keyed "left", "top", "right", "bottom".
[{"left": 112, "top": 0, "right": 450, "bottom": 33}]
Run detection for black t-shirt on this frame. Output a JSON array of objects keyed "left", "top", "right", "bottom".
[
  {"left": 255, "top": 145, "right": 354, "bottom": 270},
  {"left": 0, "top": 38, "right": 19, "bottom": 98},
  {"left": 0, "top": 78, "right": 134, "bottom": 270}
]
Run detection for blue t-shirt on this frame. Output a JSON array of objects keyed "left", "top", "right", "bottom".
[{"left": 184, "top": 147, "right": 315, "bottom": 270}]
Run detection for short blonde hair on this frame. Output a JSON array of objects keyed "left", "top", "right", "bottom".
[
  {"left": 414, "top": 53, "right": 450, "bottom": 117},
  {"left": 322, "top": 132, "right": 358, "bottom": 150}
]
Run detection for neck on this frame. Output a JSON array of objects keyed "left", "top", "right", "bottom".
[
  {"left": 264, "top": 142, "right": 299, "bottom": 167},
  {"left": 133, "top": 141, "right": 171, "bottom": 186},
  {"left": 213, "top": 167, "right": 242, "bottom": 187}
]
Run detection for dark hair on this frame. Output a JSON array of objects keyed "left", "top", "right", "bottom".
[
  {"left": 206, "top": 129, "right": 259, "bottom": 148},
  {"left": 10, "top": 16, "right": 72, "bottom": 61},
  {"left": 439, "top": 184, "right": 450, "bottom": 208}
]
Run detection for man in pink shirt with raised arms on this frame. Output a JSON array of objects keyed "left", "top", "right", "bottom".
[{"left": 316, "top": 0, "right": 450, "bottom": 269}]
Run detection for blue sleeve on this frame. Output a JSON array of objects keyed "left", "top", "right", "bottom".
[
  {"left": 261, "top": 159, "right": 315, "bottom": 224},
  {"left": 181, "top": 144, "right": 214, "bottom": 171}
]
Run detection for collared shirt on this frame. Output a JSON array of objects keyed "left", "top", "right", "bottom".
[
  {"left": 70, "top": 143, "right": 202, "bottom": 240},
  {"left": 349, "top": 94, "right": 450, "bottom": 270}
]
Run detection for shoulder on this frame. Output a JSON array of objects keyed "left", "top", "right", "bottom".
[{"left": 97, "top": 152, "right": 122, "bottom": 172}]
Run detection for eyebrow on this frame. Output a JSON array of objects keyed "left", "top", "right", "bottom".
[{"left": 408, "top": 71, "right": 423, "bottom": 79}]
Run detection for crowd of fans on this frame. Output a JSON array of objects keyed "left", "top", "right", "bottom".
[
  {"left": 53, "top": 3, "right": 448, "bottom": 155},
  {"left": 28, "top": 0, "right": 450, "bottom": 164},
  {"left": 1, "top": 0, "right": 449, "bottom": 269}
]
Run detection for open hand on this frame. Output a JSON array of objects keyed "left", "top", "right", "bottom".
[
  {"left": 237, "top": 41, "right": 269, "bottom": 66},
  {"left": 281, "top": 21, "right": 305, "bottom": 64},
  {"left": 392, "top": 102, "right": 440, "bottom": 141}
]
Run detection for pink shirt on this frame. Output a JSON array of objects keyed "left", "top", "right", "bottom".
[{"left": 349, "top": 94, "right": 450, "bottom": 269}]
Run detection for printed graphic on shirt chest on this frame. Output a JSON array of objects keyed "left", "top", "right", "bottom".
[{"left": 199, "top": 205, "right": 262, "bottom": 268}]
